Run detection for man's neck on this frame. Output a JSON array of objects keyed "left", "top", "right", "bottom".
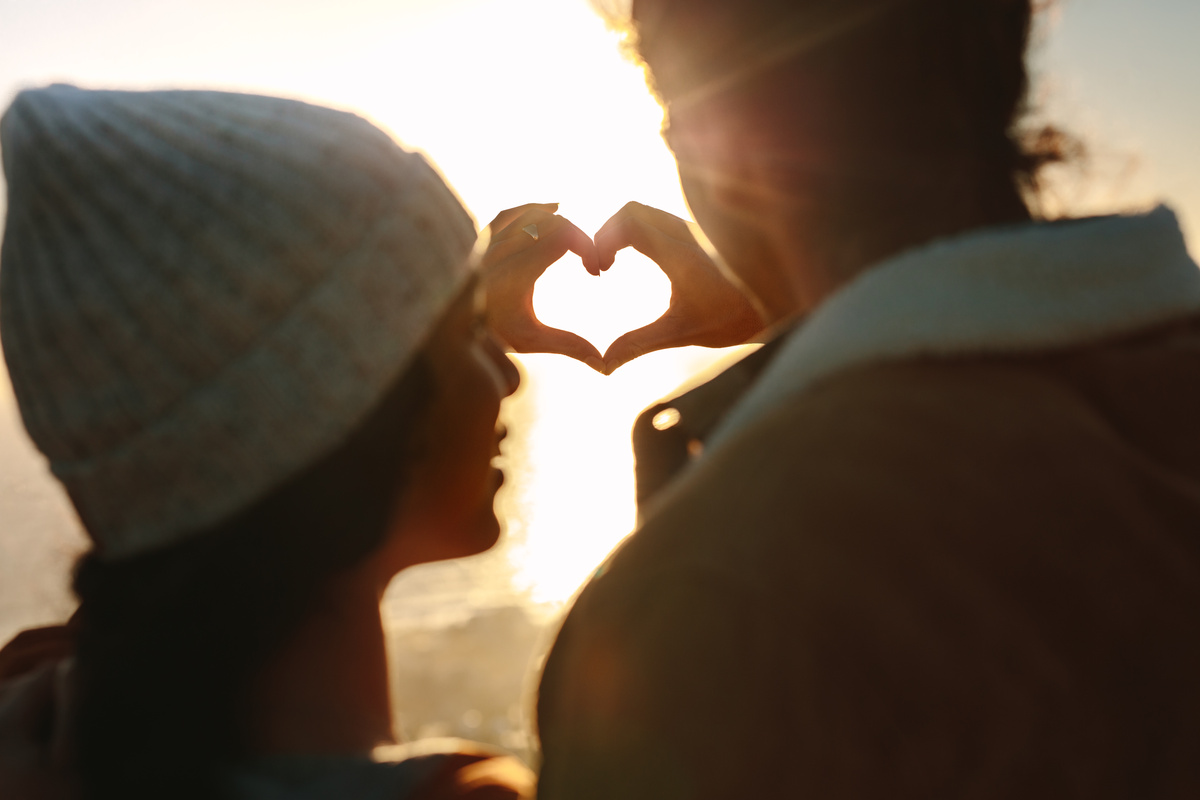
[{"left": 775, "top": 181, "right": 1034, "bottom": 318}]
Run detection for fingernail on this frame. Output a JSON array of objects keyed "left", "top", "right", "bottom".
[{"left": 585, "top": 356, "right": 605, "bottom": 373}]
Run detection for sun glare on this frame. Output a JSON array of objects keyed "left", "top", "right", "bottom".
[
  {"left": 0, "top": 0, "right": 745, "bottom": 618},
  {"left": 324, "top": 0, "right": 742, "bottom": 605}
]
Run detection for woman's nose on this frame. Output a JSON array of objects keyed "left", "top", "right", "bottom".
[
  {"left": 500, "top": 353, "right": 521, "bottom": 397},
  {"left": 488, "top": 334, "right": 521, "bottom": 397}
]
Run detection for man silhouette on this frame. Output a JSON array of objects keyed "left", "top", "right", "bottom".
[{"left": 534, "top": 1, "right": 1200, "bottom": 797}]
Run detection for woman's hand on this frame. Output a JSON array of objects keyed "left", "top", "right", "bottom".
[
  {"left": 594, "top": 203, "right": 765, "bottom": 374},
  {"left": 480, "top": 204, "right": 606, "bottom": 373}
]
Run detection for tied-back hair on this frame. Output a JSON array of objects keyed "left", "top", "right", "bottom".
[
  {"left": 71, "top": 353, "right": 435, "bottom": 800},
  {"left": 618, "top": 0, "right": 1076, "bottom": 218}
]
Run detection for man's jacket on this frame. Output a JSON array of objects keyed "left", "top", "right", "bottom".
[{"left": 537, "top": 207, "right": 1200, "bottom": 799}]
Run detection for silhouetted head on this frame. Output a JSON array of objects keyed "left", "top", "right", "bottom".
[{"left": 612, "top": 0, "right": 1071, "bottom": 316}]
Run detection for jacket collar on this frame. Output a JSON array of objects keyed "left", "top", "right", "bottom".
[{"left": 709, "top": 206, "right": 1200, "bottom": 450}]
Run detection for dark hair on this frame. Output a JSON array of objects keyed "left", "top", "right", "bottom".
[
  {"left": 70, "top": 353, "right": 435, "bottom": 800},
  {"left": 625, "top": 0, "right": 1075, "bottom": 228}
]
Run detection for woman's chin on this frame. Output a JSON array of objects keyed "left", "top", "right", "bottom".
[
  {"left": 448, "top": 501, "right": 504, "bottom": 560},
  {"left": 475, "top": 519, "right": 503, "bottom": 555},
  {"left": 474, "top": 499, "right": 504, "bottom": 553},
  {"left": 382, "top": 513, "right": 502, "bottom": 573}
]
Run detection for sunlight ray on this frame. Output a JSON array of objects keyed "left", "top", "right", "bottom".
[{"left": 665, "top": 0, "right": 905, "bottom": 113}]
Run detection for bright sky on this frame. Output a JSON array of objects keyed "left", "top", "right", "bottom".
[
  {"left": 0, "top": 0, "right": 1198, "bottom": 611},
  {"left": 1034, "top": 0, "right": 1200, "bottom": 242}
]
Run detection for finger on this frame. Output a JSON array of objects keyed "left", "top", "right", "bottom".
[
  {"left": 540, "top": 215, "right": 600, "bottom": 275},
  {"left": 480, "top": 208, "right": 563, "bottom": 276},
  {"left": 595, "top": 202, "right": 695, "bottom": 270},
  {"left": 488, "top": 210, "right": 599, "bottom": 275},
  {"left": 486, "top": 208, "right": 591, "bottom": 258},
  {"left": 601, "top": 315, "right": 681, "bottom": 374},
  {"left": 529, "top": 325, "right": 604, "bottom": 372},
  {"left": 488, "top": 207, "right": 558, "bottom": 247},
  {"left": 598, "top": 201, "right": 695, "bottom": 243},
  {"left": 595, "top": 212, "right": 697, "bottom": 279},
  {"left": 485, "top": 203, "right": 558, "bottom": 234},
  {"left": 594, "top": 202, "right": 642, "bottom": 271}
]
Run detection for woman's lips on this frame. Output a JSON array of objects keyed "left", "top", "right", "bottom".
[{"left": 491, "top": 425, "right": 508, "bottom": 467}]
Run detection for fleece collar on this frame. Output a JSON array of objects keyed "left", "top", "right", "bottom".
[{"left": 708, "top": 206, "right": 1200, "bottom": 450}]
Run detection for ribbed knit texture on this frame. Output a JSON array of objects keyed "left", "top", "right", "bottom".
[{"left": 0, "top": 85, "right": 476, "bottom": 559}]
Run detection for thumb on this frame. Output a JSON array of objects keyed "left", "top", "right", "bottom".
[
  {"left": 602, "top": 316, "right": 679, "bottom": 374},
  {"left": 535, "top": 325, "right": 605, "bottom": 373}
]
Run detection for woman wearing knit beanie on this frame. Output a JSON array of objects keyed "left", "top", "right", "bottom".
[{"left": 0, "top": 84, "right": 597, "bottom": 799}]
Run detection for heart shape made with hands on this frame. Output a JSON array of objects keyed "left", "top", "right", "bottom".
[
  {"left": 533, "top": 248, "right": 671, "bottom": 355},
  {"left": 481, "top": 202, "right": 764, "bottom": 375}
]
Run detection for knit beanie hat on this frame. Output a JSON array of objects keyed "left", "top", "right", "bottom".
[{"left": 0, "top": 85, "right": 477, "bottom": 560}]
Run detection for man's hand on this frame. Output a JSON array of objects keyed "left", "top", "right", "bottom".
[
  {"left": 595, "top": 203, "right": 765, "bottom": 374},
  {"left": 0, "top": 626, "right": 75, "bottom": 685},
  {"left": 480, "top": 203, "right": 606, "bottom": 373},
  {"left": 0, "top": 662, "right": 78, "bottom": 800}
]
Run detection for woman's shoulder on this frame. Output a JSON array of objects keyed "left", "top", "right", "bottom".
[{"left": 230, "top": 740, "right": 533, "bottom": 800}]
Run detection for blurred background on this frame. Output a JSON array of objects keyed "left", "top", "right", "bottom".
[{"left": 1, "top": 0, "right": 1197, "bottom": 762}]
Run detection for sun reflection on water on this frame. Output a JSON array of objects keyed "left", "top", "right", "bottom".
[{"left": 498, "top": 344, "right": 754, "bottom": 607}]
